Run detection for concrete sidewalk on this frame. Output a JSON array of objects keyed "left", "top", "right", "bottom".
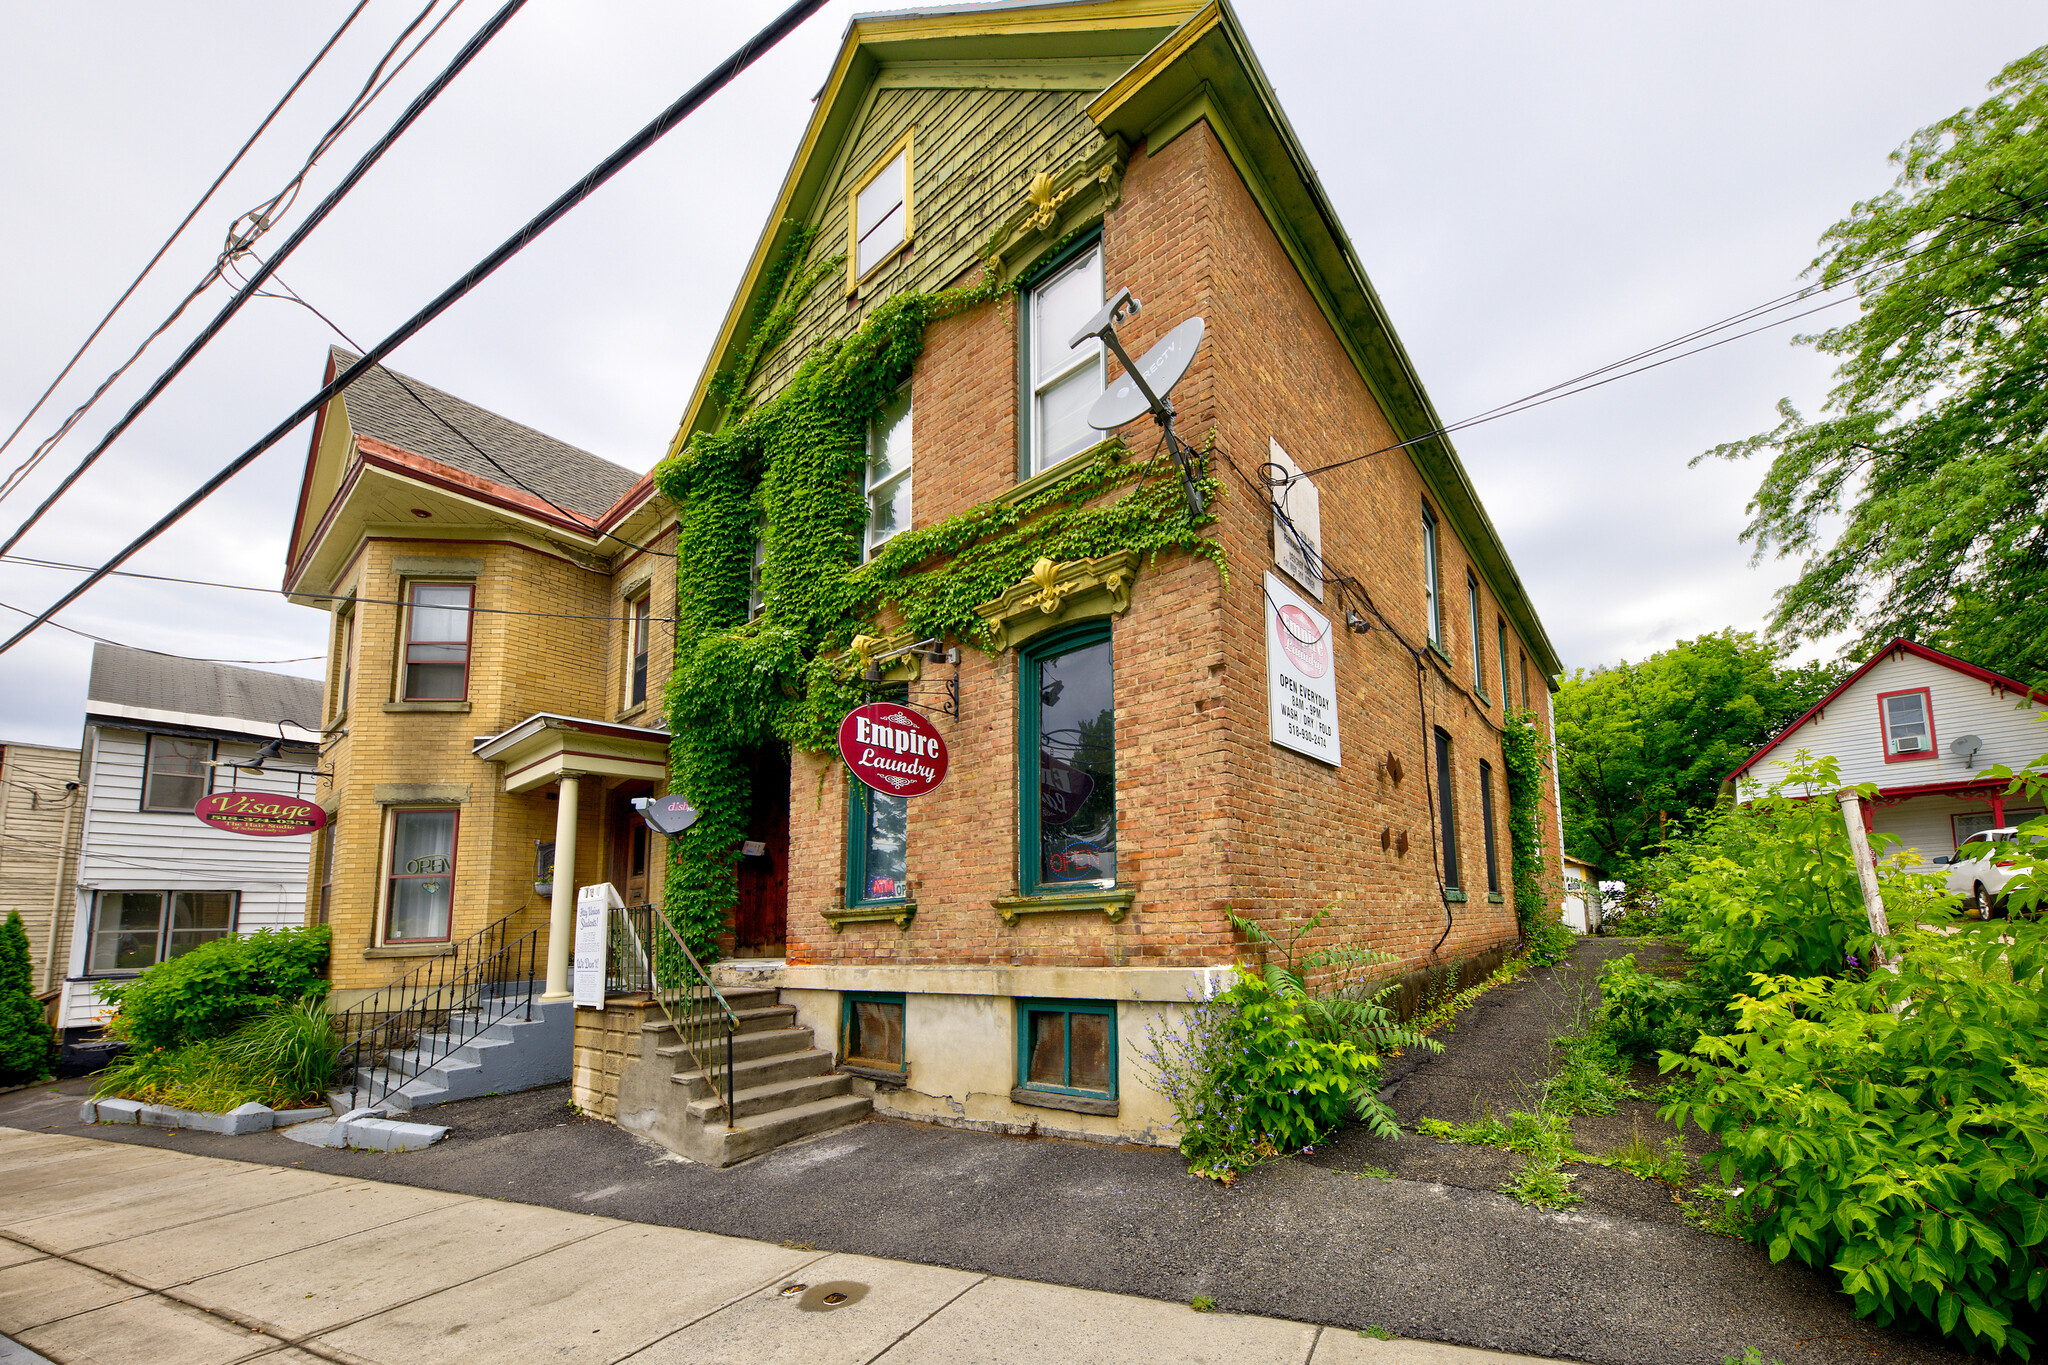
[{"left": 0, "top": 1127, "right": 1548, "bottom": 1365}]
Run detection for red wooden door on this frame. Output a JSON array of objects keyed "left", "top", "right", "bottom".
[
  {"left": 609, "top": 783, "right": 653, "bottom": 906},
  {"left": 734, "top": 745, "right": 789, "bottom": 952}
]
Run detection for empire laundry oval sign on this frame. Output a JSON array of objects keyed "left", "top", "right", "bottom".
[
  {"left": 837, "top": 702, "right": 949, "bottom": 797},
  {"left": 193, "top": 791, "right": 328, "bottom": 837}
]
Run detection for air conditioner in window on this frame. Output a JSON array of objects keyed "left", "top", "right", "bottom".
[{"left": 1894, "top": 735, "right": 1926, "bottom": 753}]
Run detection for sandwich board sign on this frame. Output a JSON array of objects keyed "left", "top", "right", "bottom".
[{"left": 573, "top": 883, "right": 623, "bottom": 1009}]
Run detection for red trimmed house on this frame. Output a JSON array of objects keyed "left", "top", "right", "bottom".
[{"left": 1727, "top": 640, "right": 2048, "bottom": 860}]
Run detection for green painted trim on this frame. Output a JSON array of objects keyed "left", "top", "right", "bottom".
[
  {"left": 999, "top": 436, "right": 1118, "bottom": 507},
  {"left": 1486, "top": 893, "right": 1505, "bottom": 905},
  {"left": 1010, "top": 1084, "right": 1118, "bottom": 1116},
  {"left": 823, "top": 901, "right": 917, "bottom": 931},
  {"left": 991, "top": 888, "right": 1135, "bottom": 925},
  {"left": 845, "top": 778, "right": 912, "bottom": 911},
  {"left": 1443, "top": 889, "right": 1469, "bottom": 904},
  {"left": 1014, "top": 996, "right": 1118, "bottom": 1100},
  {"left": 1015, "top": 226, "right": 1105, "bottom": 482},
  {"left": 1427, "top": 640, "right": 1453, "bottom": 668},
  {"left": 841, "top": 990, "right": 908, "bottom": 1073},
  {"left": 1016, "top": 621, "right": 1115, "bottom": 898}
]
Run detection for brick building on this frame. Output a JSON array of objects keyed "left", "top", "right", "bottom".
[{"left": 286, "top": 0, "right": 1566, "bottom": 1153}]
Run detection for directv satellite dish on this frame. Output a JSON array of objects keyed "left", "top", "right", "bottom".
[
  {"left": 1951, "top": 735, "right": 1983, "bottom": 766},
  {"left": 1087, "top": 317, "right": 1204, "bottom": 432}
]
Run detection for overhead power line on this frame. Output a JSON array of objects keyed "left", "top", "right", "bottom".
[
  {"left": 0, "top": 0, "right": 518, "bottom": 559},
  {"left": 0, "top": 0, "right": 829, "bottom": 659},
  {"left": 0, "top": 0, "right": 374, "bottom": 485}
]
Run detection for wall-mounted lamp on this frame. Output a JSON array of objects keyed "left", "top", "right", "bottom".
[{"left": 1345, "top": 608, "right": 1372, "bottom": 635}]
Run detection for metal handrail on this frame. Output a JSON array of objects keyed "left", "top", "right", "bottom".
[
  {"left": 333, "top": 916, "right": 542, "bottom": 1111},
  {"left": 617, "top": 903, "right": 736, "bottom": 1127}
]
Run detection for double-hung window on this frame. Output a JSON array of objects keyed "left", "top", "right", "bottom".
[
  {"left": 333, "top": 601, "right": 356, "bottom": 719},
  {"left": 1467, "top": 572, "right": 1486, "bottom": 694},
  {"left": 1422, "top": 503, "right": 1442, "bottom": 646},
  {"left": 317, "top": 818, "right": 338, "bottom": 927},
  {"left": 402, "top": 582, "right": 472, "bottom": 701},
  {"left": 865, "top": 386, "right": 913, "bottom": 558},
  {"left": 1479, "top": 759, "right": 1501, "bottom": 895},
  {"left": 385, "top": 807, "right": 457, "bottom": 942},
  {"left": 88, "top": 890, "right": 236, "bottom": 974},
  {"left": 628, "top": 594, "right": 652, "bottom": 709},
  {"left": 1497, "top": 619, "right": 1512, "bottom": 712},
  {"left": 847, "top": 689, "right": 910, "bottom": 907},
  {"left": 142, "top": 734, "right": 212, "bottom": 812},
  {"left": 1021, "top": 625, "right": 1116, "bottom": 894},
  {"left": 842, "top": 992, "right": 906, "bottom": 1074},
  {"left": 1017, "top": 998, "right": 1116, "bottom": 1102},
  {"left": 1025, "top": 240, "right": 1105, "bottom": 475},
  {"left": 1519, "top": 651, "right": 1530, "bottom": 709},
  {"left": 1434, "top": 727, "right": 1460, "bottom": 890},
  {"left": 848, "top": 133, "right": 912, "bottom": 287},
  {"left": 1879, "top": 687, "right": 1935, "bottom": 760},
  {"left": 748, "top": 534, "right": 767, "bottom": 622}
]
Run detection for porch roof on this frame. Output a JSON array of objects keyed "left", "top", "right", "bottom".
[{"left": 472, "top": 713, "right": 669, "bottom": 794}]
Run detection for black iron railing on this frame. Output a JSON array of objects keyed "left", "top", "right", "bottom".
[
  {"left": 617, "top": 903, "right": 736, "bottom": 1126},
  {"left": 333, "top": 915, "right": 542, "bottom": 1111}
]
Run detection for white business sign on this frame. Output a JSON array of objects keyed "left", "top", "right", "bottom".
[
  {"left": 1265, "top": 570, "right": 1341, "bottom": 766},
  {"left": 1268, "top": 438, "right": 1323, "bottom": 601},
  {"left": 573, "top": 882, "right": 623, "bottom": 1009}
]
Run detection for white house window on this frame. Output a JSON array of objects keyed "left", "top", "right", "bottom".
[
  {"left": 1027, "top": 241, "right": 1105, "bottom": 474},
  {"left": 849, "top": 135, "right": 912, "bottom": 284},
  {"left": 402, "top": 581, "right": 472, "bottom": 701},
  {"left": 1497, "top": 618, "right": 1512, "bottom": 710},
  {"left": 628, "top": 593, "right": 652, "bottom": 708},
  {"left": 1422, "top": 503, "right": 1442, "bottom": 645},
  {"left": 866, "top": 387, "right": 913, "bottom": 558},
  {"left": 142, "top": 734, "right": 212, "bottom": 812},
  {"left": 1880, "top": 689, "right": 1934, "bottom": 758},
  {"left": 1467, "top": 571, "right": 1485, "bottom": 694},
  {"left": 88, "top": 890, "right": 236, "bottom": 974}
]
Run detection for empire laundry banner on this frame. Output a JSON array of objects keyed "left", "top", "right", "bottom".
[
  {"left": 837, "top": 701, "right": 949, "bottom": 796},
  {"left": 1264, "top": 570, "right": 1341, "bottom": 766}
]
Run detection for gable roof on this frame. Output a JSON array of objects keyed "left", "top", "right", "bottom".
[
  {"left": 86, "top": 644, "right": 323, "bottom": 741},
  {"left": 660, "top": 0, "right": 1563, "bottom": 683},
  {"left": 1725, "top": 638, "right": 2047, "bottom": 783},
  {"left": 329, "top": 347, "right": 639, "bottom": 519}
]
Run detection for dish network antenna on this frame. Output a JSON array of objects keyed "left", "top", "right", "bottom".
[{"left": 1072, "top": 288, "right": 1206, "bottom": 517}]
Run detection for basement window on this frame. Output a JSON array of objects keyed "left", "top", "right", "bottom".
[
  {"left": 1016, "top": 998, "right": 1116, "bottom": 1100},
  {"left": 842, "top": 992, "right": 906, "bottom": 1074}
]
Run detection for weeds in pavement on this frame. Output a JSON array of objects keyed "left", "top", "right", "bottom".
[
  {"left": 1724, "top": 1349, "right": 1781, "bottom": 1365},
  {"left": 1499, "top": 1157, "right": 1582, "bottom": 1210},
  {"left": 1408, "top": 953, "right": 1530, "bottom": 1036},
  {"left": 1359, "top": 1326, "right": 1396, "bottom": 1340},
  {"left": 1190, "top": 1295, "right": 1217, "bottom": 1313},
  {"left": 1351, "top": 1165, "right": 1391, "bottom": 1179},
  {"left": 1591, "top": 1117, "right": 1688, "bottom": 1187}
]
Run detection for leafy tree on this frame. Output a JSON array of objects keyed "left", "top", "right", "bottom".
[
  {"left": 1700, "top": 46, "right": 2048, "bottom": 680},
  {"left": 1556, "top": 630, "right": 1843, "bottom": 872},
  {"left": 0, "top": 910, "right": 56, "bottom": 1083}
]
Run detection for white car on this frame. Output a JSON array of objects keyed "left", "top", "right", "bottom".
[{"left": 1940, "top": 828, "right": 2042, "bottom": 918}]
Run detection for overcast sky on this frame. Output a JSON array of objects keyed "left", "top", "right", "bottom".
[{"left": 0, "top": 1, "right": 2040, "bottom": 749}]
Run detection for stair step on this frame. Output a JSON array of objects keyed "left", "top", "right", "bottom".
[
  {"left": 705, "top": 1092, "right": 871, "bottom": 1165},
  {"left": 688, "top": 1070, "right": 852, "bottom": 1121},
  {"left": 669, "top": 1047, "right": 833, "bottom": 1100},
  {"left": 656, "top": 1025, "right": 815, "bottom": 1067},
  {"left": 650, "top": 1003, "right": 797, "bottom": 1036}
]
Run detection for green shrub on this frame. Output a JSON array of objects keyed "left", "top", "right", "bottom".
[
  {"left": 221, "top": 996, "right": 340, "bottom": 1102},
  {"left": 1546, "top": 1028, "right": 1637, "bottom": 1116},
  {"left": 99, "top": 926, "right": 329, "bottom": 1050},
  {"left": 0, "top": 911, "right": 55, "bottom": 1083},
  {"left": 1663, "top": 919, "right": 2048, "bottom": 1359},
  {"left": 1596, "top": 953, "right": 1712, "bottom": 1057},
  {"left": 95, "top": 995, "right": 339, "bottom": 1111}
]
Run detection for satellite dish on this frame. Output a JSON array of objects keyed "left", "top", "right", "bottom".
[
  {"left": 1951, "top": 735, "right": 1983, "bottom": 766},
  {"left": 635, "top": 794, "right": 700, "bottom": 836},
  {"left": 1087, "top": 317, "right": 1204, "bottom": 431}
]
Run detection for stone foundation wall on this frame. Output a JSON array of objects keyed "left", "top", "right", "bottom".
[{"left": 571, "top": 997, "right": 652, "bottom": 1122}]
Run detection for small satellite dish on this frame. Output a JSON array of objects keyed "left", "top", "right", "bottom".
[
  {"left": 1087, "top": 316, "right": 1204, "bottom": 431},
  {"left": 1951, "top": 734, "right": 1983, "bottom": 766},
  {"left": 635, "top": 794, "right": 700, "bottom": 836}
]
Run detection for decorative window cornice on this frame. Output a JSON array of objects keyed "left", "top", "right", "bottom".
[{"left": 973, "top": 550, "right": 1136, "bottom": 653}]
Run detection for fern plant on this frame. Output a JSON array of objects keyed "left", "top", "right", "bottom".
[{"left": 1229, "top": 903, "right": 1440, "bottom": 1136}]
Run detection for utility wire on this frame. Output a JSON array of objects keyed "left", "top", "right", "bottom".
[
  {"left": 0, "top": 596, "right": 320, "bottom": 664},
  {"left": 0, "top": 0, "right": 509, "bottom": 558},
  {"left": 0, "top": 0, "right": 828, "bottom": 659},
  {"left": 0, "top": 0, "right": 373, "bottom": 488}
]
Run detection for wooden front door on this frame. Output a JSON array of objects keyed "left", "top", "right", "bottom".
[
  {"left": 733, "top": 744, "right": 789, "bottom": 954},
  {"left": 609, "top": 783, "right": 654, "bottom": 906}
]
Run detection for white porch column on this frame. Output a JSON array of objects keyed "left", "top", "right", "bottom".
[{"left": 542, "top": 773, "right": 581, "bottom": 1000}]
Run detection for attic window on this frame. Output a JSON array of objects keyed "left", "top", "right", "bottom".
[
  {"left": 1880, "top": 687, "right": 1934, "bottom": 760},
  {"left": 849, "top": 133, "right": 913, "bottom": 287}
]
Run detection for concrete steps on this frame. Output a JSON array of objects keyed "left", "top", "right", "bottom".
[{"left": 348, "top": 998, "right": 573, "bottom": 1113}]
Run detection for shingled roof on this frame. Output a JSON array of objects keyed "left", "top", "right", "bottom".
[
  {"left": 330, "top": 347, "right": 640, "bottom": 519},
  {"left": 87, "top": 644, "right": 323, "bottom": 739}
]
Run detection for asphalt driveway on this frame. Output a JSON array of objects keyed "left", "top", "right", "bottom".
[{"left": 0, "top": 938, "right": 1968, "bottom": 1365}]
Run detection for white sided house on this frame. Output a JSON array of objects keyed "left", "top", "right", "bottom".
[
  {"left": 57, "top": 645, "right": 323, "bottom": 1041},
  {"left": 1727, "top": 639, "right": 2048, "bottom": 864}
]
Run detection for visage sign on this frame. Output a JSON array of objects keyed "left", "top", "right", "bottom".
[{"left": 837, "top": 703, "right": 949, "bottom": 797}]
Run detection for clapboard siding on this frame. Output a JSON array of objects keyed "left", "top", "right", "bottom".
[
  {"left": 1739, "top": 650, "right": 2048, "bottom": 794},
  {"left": 0, "top": 742, "right": 82, "bottom": 992},
  {"left": 63, "top": 726, "right": 316, "bottom": 1030},
  {"left": 744, "top": 83, "right": 1107, "bottom": 408}
]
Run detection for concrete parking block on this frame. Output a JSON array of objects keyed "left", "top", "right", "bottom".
[
  {"left": 0, "top": 1256, "right": 145, "bottom": 1334},
  {"left": 170, "top": 1198, "right": 615, "bottom": 1339},
  {"left": 72, "top": 1181, "right": 466, "bottom": 1289},
  {"left": 1311, "top": 1333, "right": 1558, "bottom": 1364},
  {"left": 325, "top": 1223, "right": 817, "bottom": 1365},
  {"left": 17, "top": 1291, "right": 276, "bottom": 1365},
  {"left": 7, "top": 1163, "right": 353, "bottom": 1255},
  {"left": 632, "top": 1251, "right": 983, "bottom": 1365},
  {"left": 872, "top": 1276, "right": 1321, "bottom": 1365}
]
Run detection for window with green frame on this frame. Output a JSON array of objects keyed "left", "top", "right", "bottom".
[
  {"left": 846, "top": 688, "right": 910, "bottom": 906},
  {"left": 1018, "top": 622, "right": 1115, "bottom": 895},
  {"left": 1016, "top": 998, "right": 1116, "bottom": 1099},
  {"left": 842, "top": 992, "right": 906, "bottom": 1073}
]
